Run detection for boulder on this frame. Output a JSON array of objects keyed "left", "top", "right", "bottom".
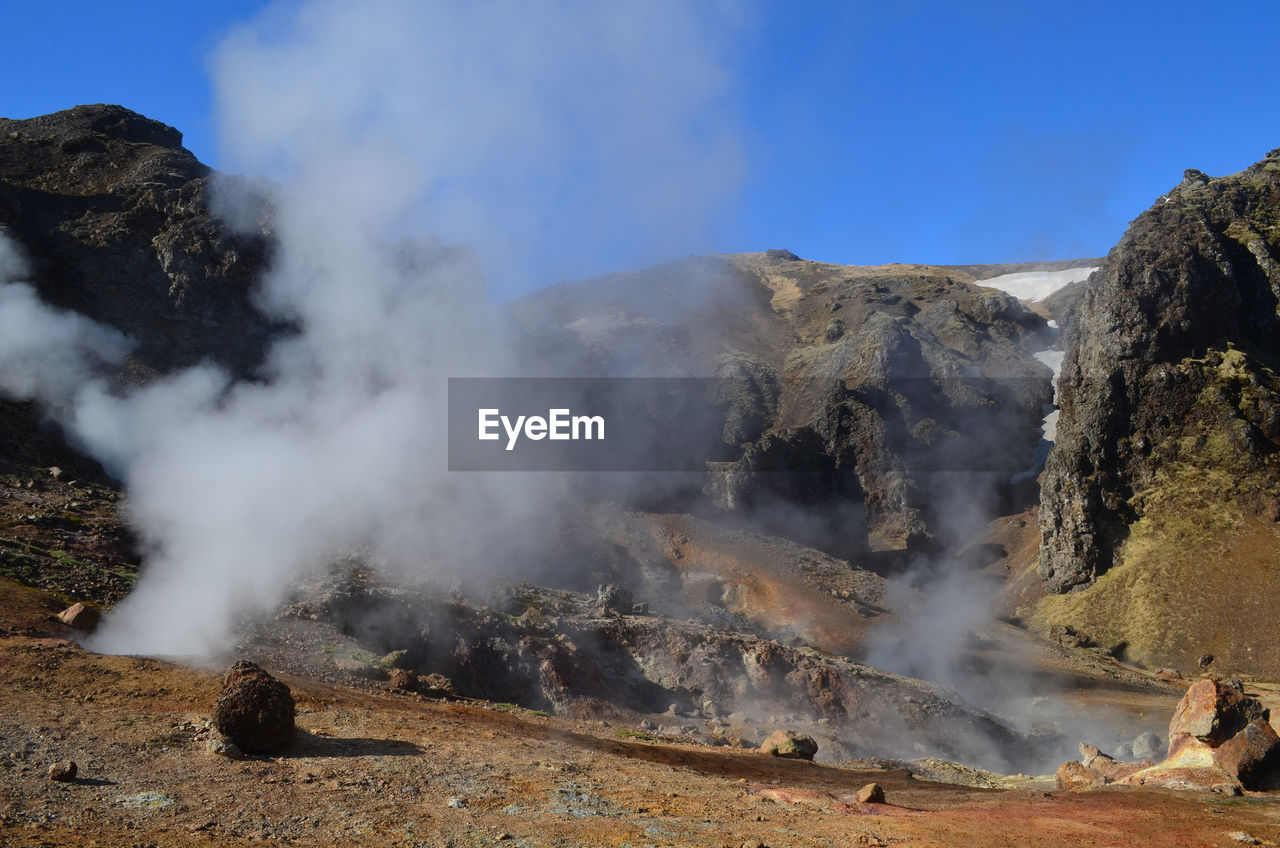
[
  {"left": 56, "top": 602, "right": 100, "bottom": 631},
  {"left": 47, "top": 760, "right": 77, "bottom": 782},
  {"left": 595, "top": 584, "right": 633, "bottom": 617},
  {"left": 1055, "top": 760, "right": 1097, "bottom": 792},
  {"left": 211, "top": 660, "right": 295, "bottom": 753},
  {"left": 1212, "top": 719, "right": 1280, "bottom": 787},
  {"left": 758, "top": 730, "right": 817, "bottom": 761},
  {"left": 388, "top": 668, "right": 418, "bottom": 691},
  {"left": 855, "top": 782, "right": 885, "bottom": 804},
  {"left": 1131, "top": 731, "right": 1163, "bottom": 762},
  {"left": 1168, "top": 679, "right": 1267, "bottom": 746}
]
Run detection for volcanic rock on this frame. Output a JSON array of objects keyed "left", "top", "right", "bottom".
[
  {"left": 1211, "top": 718, "right": 1280, "bottom": 787},
  {"left": 855, "top": 782, "right": 885, "bottom": 804},
  {"left": 1054, "top": 759, "right": 1097, "bottom": 792},
  {"left": 595, "top": 584, "right": 633, "bottom": 617},
  {"left": 1039, "top": 146, "right": 1280, "bottom": 622},
  {"left": 1063, "top": 679, "right": 1280, "bottom": 792},
  {"left": 758, "top": 730, "right": 817, "bottom": 760},
  {"left": 56, "top": 602, "right": 100, "bottom": 631},
  {"left": 205, "top": 735, "right": 243, "bottom": 759},
  {"left": 388, "top": 668, "right": 418, "bottom": 691},
  {"left": 1168, "top": 679, "right": 1267, "bottom": 746},
  {"left": 0, "top": 105, "right": 279, "bottom": 380},
  {"left": 211, "top": 660, "right": 295, "bottom": 754},
  {"left": 1131, "top": 731, "right": 1163, "bottom": 762},
  {"left": 47, "top": 760, "right": 77, "bottom": 782}
]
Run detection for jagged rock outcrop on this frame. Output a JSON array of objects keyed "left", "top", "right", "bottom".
[
  {"left": 512, "top": 253, "right": 1060, "bottom": 553},
  {"left": 1040, "top": 152, "right": 1280, "bottom": 597},
  {"left": 1058, "top": 680, "right": 1280, "bottom": 793},
  {"left": 279, "top": 570, "right": 1038, "bottom": 770},
  {"left": 0, "top": 104, "right": 278, "bottom": 381}
]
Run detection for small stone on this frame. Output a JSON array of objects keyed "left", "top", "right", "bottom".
[
  {"left": 48, "top": 760, "right": 77, "bottom": 782},
  {"left": 1214, "top": 784, "right": 1244, "bottom": 797},
  {"left": 1225, "top": 832, "right": 1261, "bottom": 845},
  {"left": 206, "top": 735, "right": 243, "bottom": 759},
  {"left": 447, "top": 797, "right": 468, "bottom": 809},
  {"left": 48, "top": 466, "right": 63, "bottom": 481},
  {"left": 758, "top": 730, "right": 817, "bottom": 761},
  {"left": 855, "top": 782, "right": 885, "bottom": 804}
]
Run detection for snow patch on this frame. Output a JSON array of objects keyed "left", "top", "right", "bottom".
[{"left": 972, "top": 266, "right": 1097, "bottom": 303}]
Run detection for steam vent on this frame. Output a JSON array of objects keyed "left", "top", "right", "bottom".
[{"left": 3, "top": 5, "right": 1280, "bottom": 844}]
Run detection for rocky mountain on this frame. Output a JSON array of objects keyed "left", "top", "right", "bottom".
[
  {"left": 511, "top": 251, "right": 1067, "bottom": 554},
  {"left": 0, "top": 104, "right": 277, "bottom": 383},
  {"left": 1035, "top": 151, "right": 1280, "bottom": 674}
]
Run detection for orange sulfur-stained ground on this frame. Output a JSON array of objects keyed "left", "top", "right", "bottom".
[{"left": 2, "top": 579, "right": 1279, "bottom": 848}]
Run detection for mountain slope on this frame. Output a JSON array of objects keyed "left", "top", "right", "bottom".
[{"left": 1035, "top": 152, "right": 1280, "bottom": 674}]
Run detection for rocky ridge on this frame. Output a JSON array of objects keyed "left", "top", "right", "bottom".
[{"left": 1035, "top": 150, "right": 1280, "bottom": 674}]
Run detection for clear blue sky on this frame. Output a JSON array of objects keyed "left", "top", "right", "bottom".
[{"left": 4, "top": 1, "right": 1280, "bottom": 281}]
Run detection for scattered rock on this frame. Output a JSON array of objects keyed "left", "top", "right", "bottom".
[
  {"left": 1131, "top": 731, "right": 1163, "bottom": 762},
  {"left": 48, "top": 760, "right": 77, "bottom": 782},
  {"left": 388, "top": 668, "right": 418, "bottom": 691},
  {"left": 595, "top": 584, "right": 633, "bottom": 617},
  {"left": 56, "top": 602, "right": 100, "bottom": 631},
  {"left": 212, "top": 660, "right": 295, "bottom": 753},
  {"left": 205, "top": 735, "right": 243, "bottom": 759},
  {"left": 47, "top": 466, "right": 63, "bottom": 481},
  {"left": 447, "top": 797, "right": 468, "bottom": 809},
  {"left": 855, "top": 782, "right": 885, "bottom": 804},
  {"left": 758, "top": 730, "right": 817, "bottom": 761},
  {"left": 1048, "top": 624, "right": 1082, "bottom": 648},
  {"left": 1055, "top": 759, "right": 1096, "bottom": 792}
]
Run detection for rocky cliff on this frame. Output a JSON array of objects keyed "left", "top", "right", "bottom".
[
  {"left": 0, "top": 104, "right": 277, "bottom": 382},
  {"left": 1036, "top": 151, "right": 1280, "bottom": 672},
  {"left": 512, "top": 253, "right": 1060, "bottom": 554}
]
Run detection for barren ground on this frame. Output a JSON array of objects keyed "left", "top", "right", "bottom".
[{"left": 4, "top": 579, "right": 1280, "bottom": 848}]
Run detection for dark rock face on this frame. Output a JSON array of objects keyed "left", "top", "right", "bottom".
[
  {"left": 1040, "top": 149, "right": 1280, "bottom": 593},
  {"left": 0, "top": 104, "right": 278, "bottom": 381},
  {"left": 511, "top": 254, "right": 1059, "bottom": 552},
  {"left": 212, "top": 660, "right": 295, "bottom": 753}
]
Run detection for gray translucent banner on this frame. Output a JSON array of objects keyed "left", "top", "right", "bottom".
[{"left": 447, "top": 376, "right": 1049, "bottom": 472}]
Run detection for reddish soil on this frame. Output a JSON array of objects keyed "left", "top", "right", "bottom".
[{"left": 3, "top": 579, "right": 1279, "bottom": 848}]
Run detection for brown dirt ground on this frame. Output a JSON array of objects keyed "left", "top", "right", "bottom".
[{"left": 3, "top": 580, "right": 1280, "bottom": 848}]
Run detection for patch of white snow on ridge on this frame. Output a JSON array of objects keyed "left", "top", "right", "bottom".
[{"left": 972, "top": 266, "right": 1097, "bottom": 303}]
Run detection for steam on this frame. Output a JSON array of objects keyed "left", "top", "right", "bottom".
[
  {"left": 0, "top": 236, "right": 132, "bottom": 407},
  {"left": 0, "top": 0, "right": 743, "bottom": 655}
]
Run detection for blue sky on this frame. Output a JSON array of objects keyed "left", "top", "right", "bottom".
[{"left": 5, "top": 1, "right": 1280, "bottom": 285}]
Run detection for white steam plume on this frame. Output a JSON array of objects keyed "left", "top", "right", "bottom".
[
  {"left": 0, "top": 236, "right": 133, "bottom": 407},
  {"left": 0, "top": 0, "right": 743, "bottom": 656}
]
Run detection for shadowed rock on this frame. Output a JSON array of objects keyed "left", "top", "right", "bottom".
[
  {"left": 758, "top": 730, "right": 817, "bottom": 760},
  {"left": 212, "top": 660, "right": 295, "bottom": 754}
]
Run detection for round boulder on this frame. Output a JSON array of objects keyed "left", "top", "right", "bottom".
[{"left": 212, "top": 660, "right": 295, "bottom": 753}]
